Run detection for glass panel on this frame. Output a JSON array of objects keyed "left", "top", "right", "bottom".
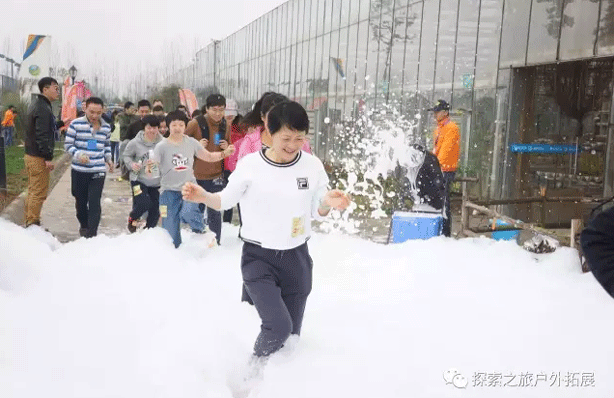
[
  {"left": 499, "top": 0, "right": 530, "bottom": 66},
  {"left": 279, "top": 48, "right": 285, "bottom": 94},
  {"left": 323, "top": 0, "right": 335, "bottom": 34},
  {"left": 311, "top": 0, "right": 321, "bottom": 39},
  {"left": 273, "top": 8, "right": 280, "bottom": 52},
  {"left": 339, "top": 0, "right": 350, "bottom": 28},
  {"left": 333, "top": 27, "right": 348, "bottom": 113},
  {"left": 313, "top": 36, "right": 325, "bottom": 104},
  {"left": 286, "top": 47, "right": 293, "bottom": 96},
  {"left": 266, "top": 13, "right": 273, "bottom": 54},
  {"left": 527, "top": 0, "right": 563, "bottom": 64},
  {"left": 474, "top": 0, "right": 503, "bottom": 89},
  {"left": 307, "top": 39, "right": 317, "bottom": 104},
  {"left": 301, "top": 41, "right": 310, "bottom": 103},
  {"left": 418, "top": 0, "right": 439, "bottom": 98},
  {"left": 434, "top": 0, "right": 459, "bottom": 102},
  {"left": 331, "top": 0, "right": 342, "bottom": 32},
  {"left": 359, "top": 0, "right": 371, "bottom": 22},
  {"left": 372, "top": 0, "right": 395, "bottom": 105},
  {"left": 560, "top": 0, "right": 600, "bottom": 60},
  {"left": 303, "top": 0, "right": 312, "bottom": 41},
  {"left": 355, "top": 21, "right": 370, "bottom": 99},
  {"left": 345, "top": 23, "right": 359, "bottom": 117},
  {"left": 365, "top": 4, "right": 380, "bottom": 104},
  {"left": 401, "top": 1, "right": 423, "bottom": 116},
  {"left": 452, "top": 0, "right": 479, "bottom": 110},
  {"left": 290, "top": 1, "right": 297, "bottom": 44},
  {"left": 597, "top": 0, "right": 614, "bottom": 55},
  {"left": 289, "top": 45, "right": 296, "bottom": 98},
  {"left": 284, "top": 3, "right": 291, "bottom": 48},
  {"left": 350, "top": 0, "right": 360, "bottom": 24},
  {"left": 294, "top": 42, "right": 302, "bottom": 100},
  {"left": 320, "top": 33, "right": 332, "bottom": 97}
]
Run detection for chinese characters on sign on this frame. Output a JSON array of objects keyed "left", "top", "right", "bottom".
[{"left": 471, "top": 372, "right": 596, "bottom": 388}]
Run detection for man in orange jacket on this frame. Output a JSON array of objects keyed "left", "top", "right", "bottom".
[
  {"left": 429, "top": 100, "right": 460, "bottom": 237},
  {"left": 2, "top": 105, "right": 16, "bottom": 146}
]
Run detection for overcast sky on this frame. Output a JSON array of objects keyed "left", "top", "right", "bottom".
[{"left": 0, "top": 0, "right": 287, "bottom": 96}]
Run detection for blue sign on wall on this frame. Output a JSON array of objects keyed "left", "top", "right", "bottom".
[{"left": 510, "top": 143, "right": 580, "bottom": 154}]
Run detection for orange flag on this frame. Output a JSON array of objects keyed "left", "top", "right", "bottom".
[{"left": 61, "top": 85, "right": 77, "bottom": 127}]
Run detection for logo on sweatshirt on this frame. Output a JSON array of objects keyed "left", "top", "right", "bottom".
[
  {"left": 172, "top": 153, "right": 189, "bottom": 171},
  {"left": 297, "top": 177, "right": 309, "bottom": 190}
]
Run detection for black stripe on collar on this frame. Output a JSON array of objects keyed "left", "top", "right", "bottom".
[{"left": 259, "top": 148, "right": 301, "bottom": 167}]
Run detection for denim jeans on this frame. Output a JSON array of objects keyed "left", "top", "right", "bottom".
[
  {"left": 110, "top": 141, "right": 120, "bottom": 165},
  {"left": 197, "top": 177, "right": 225, "bottom": 244},
  {"left": 2, "top": 126, "right": 14, "bottom": 146},
  {"left": 159, "top": 190, "right": 206, "bottom": 248}
]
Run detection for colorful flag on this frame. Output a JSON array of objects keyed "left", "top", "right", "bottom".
[
  {"left": 330, "top": 57, "right": 345, "bottom": 79},
  {"left": 61, "top": 85, "right": 77, "bottom": 125},
  {"left": 178, "top": 89, "right": 199, "bottom": 116},
  {"left": 18, "top": 35, "right": 51, "bottom": 79},
  {"left": 62, "top": 75, "right": 70, "bottom": 99}
]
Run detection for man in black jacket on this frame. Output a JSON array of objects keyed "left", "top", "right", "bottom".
[
  {"left": 581, "top": 204, "right": 614, "bottom": 299},
  {"left": 24, "top": 77, "right": 60, "bottom": 227},
  {"left": 394, "top": 144, "right": 445, "bottom": 212}
]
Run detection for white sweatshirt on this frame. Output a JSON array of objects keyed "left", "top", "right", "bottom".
[{"left": 219, "top": 149, "right": 329, "bottom": 250}]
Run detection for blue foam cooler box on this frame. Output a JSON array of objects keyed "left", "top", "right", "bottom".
[
  {"left": 390, "top": 211, "right": 443, "bottom": 243},
  {"left": 491, "top": 220, "right": 520, "bottom": 241}
]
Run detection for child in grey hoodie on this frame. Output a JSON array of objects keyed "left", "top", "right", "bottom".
[{"left": 123, "top": 115, "right": 163, "bottom": 232}]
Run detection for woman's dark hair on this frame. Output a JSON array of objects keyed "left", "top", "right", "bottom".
[
  {"left": 165, "top": 110, "right": 189, "bottom": 127},
  {"left": 124, "top": 101, "right": 134, "bottom": 109},
  {"left": 241, "top": 92, "right": 275, "bottom": 128},
  {"left": 157, "top": 115, "right": 166, "bottom": 124},
  {"left": 266, "top": 101, "right": 310, "bottom": 135},
  {"left": 261, "top": 93, "right": 289, "bottom": 117},
  {"left": 142, "top": 114, "right": 160, "bottom": 128},
  {"left": 111, "top": 109, "right": 120, "bottom": 118},
  {"left": 231, "top": 114, "right": 243, "bottom": 127},
  {"left": 191, "top": 109, "right": 203, "bottom": 118}
]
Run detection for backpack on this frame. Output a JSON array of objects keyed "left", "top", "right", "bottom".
[{"left": 194, "top": 115, "right": 226, "bottom": 141}]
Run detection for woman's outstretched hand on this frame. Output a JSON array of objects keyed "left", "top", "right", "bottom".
[
  {"left": 182, "top": 182, "right": 207, "bottom": 203},
  {"left": 324, "top": 189, "right": 351, "bottom": 211}
]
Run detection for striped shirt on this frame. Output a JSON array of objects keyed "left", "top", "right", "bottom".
[{"left": 65, "top": 116, "right": 112, "bottom": 173}]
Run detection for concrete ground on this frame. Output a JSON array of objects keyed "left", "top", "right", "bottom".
[{"left": 40, "top": 167, "right": 134, "bottom": 242}]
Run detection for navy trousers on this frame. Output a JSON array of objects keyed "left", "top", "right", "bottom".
[{"left": 241, "top": 242, "right": 313, "bottom": 357}]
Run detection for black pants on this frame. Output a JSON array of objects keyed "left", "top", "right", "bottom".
[
  {"left": 222, "top": 170, "right": 233, "bottom": 223},
  {"left": 442, "top": 171, "right": 456, "bottom": 237},
  {"left": 71, "top": 170, "right": 106, "bottom": 237},
  {"left": 129, "top": 181, "right": 160, "bottom": 228},
  {"left": 241, "top": 242, "right": 313, "bottom": 357},
  {"left": 197, "top": 178, "right": 225, "bottom": 244}
]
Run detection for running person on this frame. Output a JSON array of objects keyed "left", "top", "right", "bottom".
[
  {"left": 182, "top": 101, "right": 351, "bottom": 358},
  {"left": 153, "top": 110, "right": 235, "bottom": 248},
  {"left": 123, "top": 114, "right": 163, "bottom": 232}
]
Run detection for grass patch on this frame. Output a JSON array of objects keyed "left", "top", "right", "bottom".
[{"left": 1, "top": 142, "right": 65, "bottom": 210}]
